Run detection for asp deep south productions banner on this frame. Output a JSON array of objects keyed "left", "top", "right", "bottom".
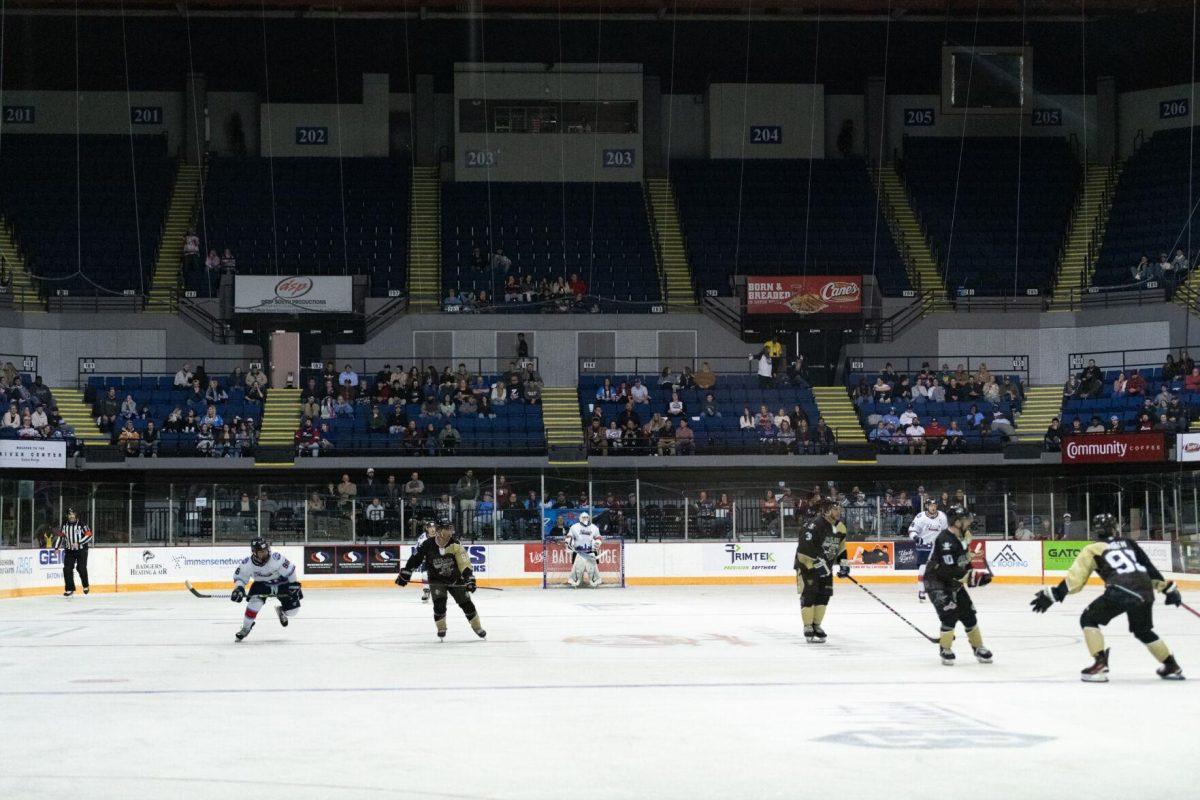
[
  {"left": 746, "top": 276, "right": 862, "bottom": 316},
  {"left": 234, "top": 276, "right": 353, "bottom": 314}
]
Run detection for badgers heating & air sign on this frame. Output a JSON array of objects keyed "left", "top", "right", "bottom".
[
  {"left": 1061, "top": 433, "right": 1165, "bottom": 464},
  {"left": 746, "top": 276, "right": 862, "bottom": 316}
]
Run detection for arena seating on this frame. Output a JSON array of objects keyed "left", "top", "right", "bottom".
[
  {"left": 577, "top": 374, "right": 823, "bottom": 454},
  {"left": 190, "top": 157, "right": 411, "bottom": 297},
  {"left": 669, "top": 158, "right": 909, "bottom": 297},
  {"left": 440, "top": 182, "right": 661, "bottom": 311},
  {"left": 901, "top": 136, "right": 1079, "bottom": 295},
  {"left": 0, "top": 135, "right": 173, "bottom": 296},
  {"left": 1059, "top": 368, "right": 1196, "bottom": 427},
  {"left": 1092, "top": 127, "right": 1199, "bottom": 287}
]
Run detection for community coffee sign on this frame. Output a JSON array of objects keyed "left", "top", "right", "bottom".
[
  {"left": 234, "top": 275, "right": 353, "bottom": 314},
  {"left": 746, "top": 276, "right": 862, "bottom": 316},
  {"left": 1062, "top": 433, "right": 1165, "bottom": 464}
]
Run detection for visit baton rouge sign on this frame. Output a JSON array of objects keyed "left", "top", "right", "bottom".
[
  {"left": 746, "top": 276, "right": 862, "bottom": 316},
  {"left": 1061, "top": 433, "right": 1165, "bottom": 464},
  {"left": 234, "top": 276, "right": 353, "bottom": 314}
]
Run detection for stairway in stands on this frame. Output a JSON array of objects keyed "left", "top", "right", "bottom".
[
  {"left": 257, "top": 388, "right": 302, "bottom": 449},
  {"left": 0, "top": 216, "right": 42, "bottom": 310},
  {"left": 1014, "top": 386, "right": 1062, "bottom": 442},
  {"left": 408, "top": 166, "right": 442, "bottom": 312},
  {"left": 146, "top": 162, "right": 203, "bottom": 313},
  {"left": 811, "top": 387, "right": 868, "bottom": 445},
  {"left": 50, "top": 387, "right": 110, "bottom": 447},
  {"left": 1174, "top": 269, "right": 1200, "bottom": 316},
  {"left": 542, "top": 388, "right": 586, "bottom": 462},
  {"left": 1049, "top": 162, "right": 1119, "bottom": 310},
  {"left": 874, "top": 165, "right": 952, "bottom": 309},
  {"left": 645, "top": 178, "right": 697, "bottom": 311}
]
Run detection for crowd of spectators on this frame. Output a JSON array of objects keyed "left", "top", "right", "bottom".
[
  {"left": 1129, "top": 249, "right": 1191, "bottom": 288},
  {"left": 295, "top": 359, "right": 544, "bottom": 456},
  {"left": 182, "top": 232, "right": 238, "bottom": 295},
  {"left": 444, "top": 247, "right": 600, "bottom": 313},
  {"left": 0, "top": 365, "right": 72, "bottom": 447}
]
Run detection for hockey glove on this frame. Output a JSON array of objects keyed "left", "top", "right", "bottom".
[
  {"left": 284, "top": 582, "right": 303, "bottom": 600},
  {"left": 395, "top": 568, "right": 412, "bottom": 587},
  {"left": 812, "top": 559, "right": 831, "bottom": 579},
  {"left": 1030, "top": 587, "right": 1060, "bottom": 613},
  {"left": 967, "top": 569, "right": 992, "bottom": 588},
  {"left": 462, "top": 573, "right": 477, "bottom": 593},
  {"left": 230, "top": 585, "right": 246, "bottom": 603},
  {"left": 1163, "top": 581, "right": 1182, "bottom": 607},
  {"left": 836, "top": 565, "right": 851, "bottom": 579}
]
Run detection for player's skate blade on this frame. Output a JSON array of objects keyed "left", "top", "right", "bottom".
[
  {"left": 973, "top": 647, "right": 993, "bottom": 664},
  {"left": 1157, "top": 657, "right": 1185, "bottom": 680},
  {"left": 63, "top": 590, "right": 74, "bottom": 597},
  {"left": 276, "top": 606, "right": 289, "bottom": 627},
  {"left": 939, "top": 648, "right": 956, "bottom": 665},
  {"left": 1081, "top": 649, "right": 1109, "bottom": 682},
  {"left": 421, "top": 588, "right": 430, "bottom": 603},
  {"left": 82, "top": 587, "right": 90, "bottom": 595},
  {"left": 918, "top": 590, "right": 926, "bottom": 602},
  {"left": 235, "top": 625, "right": 253, "bottom": 641},
  {"left": 810, "top": 624, "right": 827, "bottom": 643}
]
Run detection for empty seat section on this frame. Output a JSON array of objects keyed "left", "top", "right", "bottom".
[
  {"left": 670, "top": 158, "right": 909, "bottom": 297},
  {"left": 0, "top": 135, "right": 173, "bottom": 296},
  {"left": 192, "top": 157, "right": 411, "bottom": 297},
  {"left": 902, "top": 136, "right": 1079, "bottom": 295}
]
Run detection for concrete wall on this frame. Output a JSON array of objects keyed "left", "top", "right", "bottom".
[
  {"left": 707, "top": 83, "right": 825, "bottom": 159},
  {"left": 258, "top": 74, "right": 389, "bottom": 158},
  {"left": 886, "top": 93, "right": 1096, "bottom": 162},
  {"left": 661, "top": 94, "right": 707, "bottom": 161},
  {"left": 1117, "top": 81, "right": 1197, "bottom": 159},
  {"left": 0, "top": 90, "right": 182, "bottom": 153},
  {"left": 208, "top": 91, "right": 260, "bottom": 155},
  {"left": 826, "top": 94, "right": 866, "bottom": 158}
]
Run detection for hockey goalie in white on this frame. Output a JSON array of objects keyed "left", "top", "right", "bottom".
[
  {"left": 565, "top": 512, "right": 604, "bottom": 588},
  {"left": 909, "top": 499, "right": 948, "bottom": 602}
]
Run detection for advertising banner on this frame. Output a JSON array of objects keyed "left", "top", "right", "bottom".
[
  {"left": 1138, "top": 541, "right": 1174, "bottom": 573},
  {"left": 700, "top": 542, "right": 793, "bottom": 575},
  {"left": 1062, "top": 433, "right": 1165, "bottom": 464},
  {"left": 303, "top": 545, "right": 337, "bottom": 574},
  {"left": 1177, "top": 432, "right": 1200, "bottom": 462},
  {"left": 1043, "top": 540, "right": 1089, "bottom": 571},
  {"left": 983, "top": 540, "right": 1042, "bottom": 577},
  {"left": 368, "top": 545, "right": 401, "bottom": 574},
  {"left": 746, "top": 275, "right": 863, "bottom": 316},
  {"left": 844, "top": 541, "right": 894, "bottom": 570},
  {"left": 967, "top": 539, "right": 988, "bottom": 571},
  {"left": 234, "top": 276, "right": 353, "bottom": 314},
  {"left": 0, "top": 548, "right": 117, "bottom": 596},
  {"left": 0, "top": 439, "right": 66, "bottom": 469},
  {"left": 892, "top": 539, "right": 919, "bottom": 571},
  {"left": 117, "top": 546, "right": 248, "bottom": 585},
  {"left": 527, "top": 541, "right": 623, "bottom": 575}
]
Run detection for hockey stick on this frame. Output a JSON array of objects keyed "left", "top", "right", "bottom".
[
  {"left": 185, "top": 581, "right": 221, "bottom": 599},
  {"left": 1180, "top": 601, "right": 1200, "bottom": 620},
  {"left": 418, "top": 579, "right": 503, "bottom": 592},
  {"left": 846, "top": 575, "right": 939, "bottom": 643}
]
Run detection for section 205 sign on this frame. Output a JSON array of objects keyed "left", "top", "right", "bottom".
[{"left": 746, "top": 276, "right": 862, "bottom": 316}]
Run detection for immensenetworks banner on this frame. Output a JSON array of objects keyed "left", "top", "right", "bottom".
[
  {"left": 1062, "top": 433, "right": 1165, "bottom": 464},
  {"left": 746, "top": 276, "right": 862, "bottom": 316},
  {"left": 234, "top": 276, "right": 353, "bottom": 314}
]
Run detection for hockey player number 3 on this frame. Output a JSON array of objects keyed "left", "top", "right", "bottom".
[{"left": 1103, "top": 549, "right": 1146, "bottom": 575}]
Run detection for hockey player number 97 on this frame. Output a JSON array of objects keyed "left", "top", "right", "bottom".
[{"left": 1103, "top": 549, "right": 1146, "bottom": 575}]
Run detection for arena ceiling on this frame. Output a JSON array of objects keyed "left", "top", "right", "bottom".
[{"left": 4, "top": 0, "right": 1191, "bottom": 17}]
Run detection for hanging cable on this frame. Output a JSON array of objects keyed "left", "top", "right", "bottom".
[
  {"left": 869, "top": 0, "right": 894, "bottom": 287},
  {"left": 74, "top": 0, "right": 82, "bottom": 287},
  {"left": 1189, "top": 0, "right": 1197, "bottom": 268},
  {"left": 181, "top": 0, "right": 210, "bottom": 293},
  {"left": 258, "top": 0, "right": 280, "bottom": 272},
  {"left": 730, "top": 0, "right": 755, "bottom": 281},
  {"left": 662, "top": 0, "right": 679, "bottom": 180},
  {"left": 329, "top": 0, "right": 349, "bottom": 277},
  {"left": 801, "top": 0, "right": 821, "bottom": 273},
  {"left": 118, "top": 0, "right": 146, "bottom": 298},
  {"left": 586, "top": 0, "right": 605, "bottom": 296},
  {"left": 556, "top": 0, "right": 568, "bottom": 281},
  {"left": 1012, "top": 0, "right": 1027, "bottom": 296},
  {"left": 942, "top": 0, "right": 984, "bottom": 283}
]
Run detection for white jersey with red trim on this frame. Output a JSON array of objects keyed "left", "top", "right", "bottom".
[
  {"left": 566, "top": 523, "right": 601, "bottom": 555},
  {"left": 233, "top": 551, "right": 297, "bottom": 588},
  {"left": 908, "top": 511, "right": 947, "bottom": 548}
]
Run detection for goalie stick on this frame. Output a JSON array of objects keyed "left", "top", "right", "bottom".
[{"left": 846, "top": 575, "right": 939, "bottom": 643}]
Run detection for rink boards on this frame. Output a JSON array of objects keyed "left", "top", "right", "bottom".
[{"left": 0, "top": 539, "right": 1189, "bottom": 598}]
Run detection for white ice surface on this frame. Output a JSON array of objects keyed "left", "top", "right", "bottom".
[{"left": 0, "top": 584, "right": 1196, "bottom": 800}]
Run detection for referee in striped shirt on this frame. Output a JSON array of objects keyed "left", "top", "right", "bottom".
[{"left": 55, "top": 508, "right": 93, "bottom": 597}]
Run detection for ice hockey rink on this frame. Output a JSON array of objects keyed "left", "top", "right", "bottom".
[{"left": 0, "top": 583, "right": 1195, "bottom": 800}]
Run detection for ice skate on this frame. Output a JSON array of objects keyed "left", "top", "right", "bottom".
[
  {"left": 1157, "top": 656, "right": 1184, "bottom": 680},
  {"left": 276, "top": 605, "right": 289, "bottom": 627},
  {"left": 940, "top": 648, "right": 956, "bottom": 665},
  {"left": 82, "top": 587, "right": 90, "bottom": 595},
  {"left": 804, "top": 625, "right": 818, "bottom": 643},
  {"left": 973, "top": 646, "right": 993, "bottom": 664},
  {"left": 63, "top": 590, "right": 73, "bottom": 597},
  {"left": 810, "top": 624, "right": 827, "bottom": 643},
  {"left": 918, "top": 589, "right": 926, "bottom": 602},
  {"left": 235, "top": 624, "right": 253, "bottom": 642},
  {"left": 1081, "top": 649, "right": 1109, "bottom": 682},
  {"left": 421, "top": 587, "right": 431, "bottom": 603}
]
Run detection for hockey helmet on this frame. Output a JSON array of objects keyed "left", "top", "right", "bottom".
[
  {"left": 250, "top": 538, "right": 271, "bottom": 566},
  {"left": 579, "top": 512, "right": 591, "bottom": 525},
  {"left": 947, "top": 507, "right": 974, "bottom": 530},
  {"left": 1092, "top": 513, "right": 1120, "bottom": 539}
]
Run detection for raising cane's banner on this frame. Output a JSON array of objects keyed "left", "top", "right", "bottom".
[
  {"left": 1062, "top": 433, "right": 1166, "bottom": 464},
  {"left": 746, "top": 276, "right": 862, "bottom": 316}
]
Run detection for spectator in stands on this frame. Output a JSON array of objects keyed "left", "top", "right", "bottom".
[
  {"left": 204, "top": 249, "right": 220, "bottom": 285},
  {"left": 630, "top": 378, "right": 650, "bottom": 405},
  {"left": 163, "top": 406, "right": 184, "bottom": 432},
  {"left": 700, "top": 393, "right": 720, "bottom": 418},
  {"left": 869, "top": 421, "right": 890, "bottom": 452},
  {"left": 1107, "top": 415, "right": 1124, "bottom": 434},
  {"left": 366, "top": 406, "right": 387, "bottom": 433},
  {"left": 942, "top": 421, "right": 966, "bottom": 453},
  {"left": 622, "top": 420, "right": 644, "bottom": 453},
  {"left": 174, "top": 363, "right": 194, "bottom": 388},
  {"left": 1154, "top": 384, "right": 1174, "bottom": 409},
  {"left": 1111, "top": 372, "right": 1128, "bottom": 396},
  {"left": 1086, "top": 416, "right": 1105, "bottom": 434},
  {"left": 881, "top": 406, "right": 900, "bottom": 429},
  {"left": 141, "top": 421, "right": 159, "bottom": 457},
  {"left": 898, "top": 405, "right": 918, "bottom": 427},
  {"left": 0, "top": 263, "right": 9, "bottom": 290},
  {"left": 736, "top": 406, "right": 753, "bottom": 430},
  {"left": 1186, "top": 367, "right": 1200, "bottom": 393},
  {"left": 505, "top": 375, "right": 524, "bottom": 403},
  {"left": 965, "top": 405, "right": 984, "bottom": 430},
  {"left": 437, "top": 394, "right": 456, "bottom": 417},
  {"left": 181, "top": 410, "right": 198, "bottom": 433},
  {"left": 524, "top": 376, "right": 543, "bottom": 405},
  {"left": 457, "top": 391, "right": 478, "bottom": 416},
  {"left": 596, "top": 378, "right": 618, "bottom": 402},
  {"left": 29, "top": 376, "right": 51, "bottom": 407},
  {"left": 196, "top": 423, "right": 215, "bottom": 456},
  {"left": 1136, "top": 413, "right": 1154, "bottom": 432},
  {"left": 588, "top": 420, "right": 607, "bottom": 455},
  {"left": 29, "top": 404, "right": 47, "bottom": 430},
  {"left": 1131, "top": 255, "right": 1151, "bottom": 283},
  {"left": 667, "top": 392, "right": 686, "bottom": 419},
  {"left": 755, "top": 351, "right": 774, "bottom": 388},
  {"left": 811, "top": 418, "right": 835, "bottom": 454},
  {"left": 695, "top": 362, "right": 717, "bottom": 390},
  {"left": 422, "top": 423, "right": 440, "bottom": 455},
  {"left": 295, "top": 420, "right": 320, "bottom": 456},
  {"left": 991, "top": 410, "right": 1017, "bottom": 441},
  {"left": 1070, "top": 418, "right": 1085, "bottom": 435},
  {"left": 1044, "top": 418, "right": 1063, "bottom": 452},
  {"left": 925, "top": 417, "right": 946, "bottom": 450},
  {"left": 396, "top": 421, "right": 419, "bottom": 454},
  {"left": 617, "top": 401, "right": 642, "bottom": 430},
  {"left": 94, "top": 388, "right": 119, "bottom": 432},
  {"left": 338, "top": 363, "right": 359, "bottom": 389},
  {"left": 764, "top": 335, "right": 784, "bottom": 375},
  {"left": 603, "top": 420, "right": 622, "bottom": 452},
  {"left": 905, "top": 419, "right": 927, "bottom": 454},
  {"left": 439, "top": 422, "right": 462, "bottom": 454},
  {"left": 205, "top": 379, "right": 228, "bottom": 405},
  {"left": 569, "top": 273, "right": 588, "bottom": 299},
  {"left": 760, "top": 490, "right": 780, "bottom": 530},
  {"left": 872, "top": 375, "right": 893, "bottom": 403},
  {"left": 302, "top": 396, "right": 320, "bottom": 421},
  {"left": 117, "top": 421, "right": 141, "bottom": 457},
  {"left": 236, "top": 422, "right": 255, "bottom": 454},
  {"left": 1126, "top": 369, "right": 1147, "bottom": 396},
  {"left": 775, "top": 418, "right": 796, "bottom": 454},
  {"left": 336, "top": 474, "right": 357, "bottom": 507},
  {"left": 491, "top": 248, "right": 512, "bottom": 274},
  {"left": 1079, "top": 360, "right": 1104, "bottom": 398},
  {"left": 246, "top": 365, "right": 268, "bottom": 390}
]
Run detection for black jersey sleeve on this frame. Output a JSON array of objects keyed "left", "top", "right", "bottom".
[
  {"left": 795, "top": 518, "right": 829, "bottom": 569},
  {"left": 403, "top": 539, "right": 431, "bottom": 572},
  {"left": 1130, "top": 540, "right": 1167, "bottom": 585}
]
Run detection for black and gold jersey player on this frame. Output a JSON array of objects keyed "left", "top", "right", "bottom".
[
  {"left": 923, "top": 509, "right": 994, "bottom": 666},
  {"left": 396, "top": 523, "right": 487, "bottom": 641},
  {"left": 793, "top": 501, "right": 849, "bottom": 644},
  {"left": 1031, "top": 513, "right": 1183, "bottom": 682}
]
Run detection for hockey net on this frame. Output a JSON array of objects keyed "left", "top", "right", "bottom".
[{"left": 541, "top": 537, "right": 626, "bottom": 588}]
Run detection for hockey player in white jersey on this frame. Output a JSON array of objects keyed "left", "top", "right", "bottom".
[
  {"left": 414, "top": 521, "right": 434, "bottom": 603},
  {"left": 231, "top": 539, "right": 302, "bottom": 641},
  {"left": 565, "top": 512, "right": 603, "bottom": 588},
  {"left": 909, "top": 500, "right": 947, "bottom": 602}
]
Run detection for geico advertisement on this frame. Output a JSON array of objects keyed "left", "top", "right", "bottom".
[{"left": 0, "top": 548, "right": 117, "bottom": 591}]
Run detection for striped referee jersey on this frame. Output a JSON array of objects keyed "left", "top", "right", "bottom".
[{"left": 56, "top": 521, "right": 93, "bottom": 549}]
